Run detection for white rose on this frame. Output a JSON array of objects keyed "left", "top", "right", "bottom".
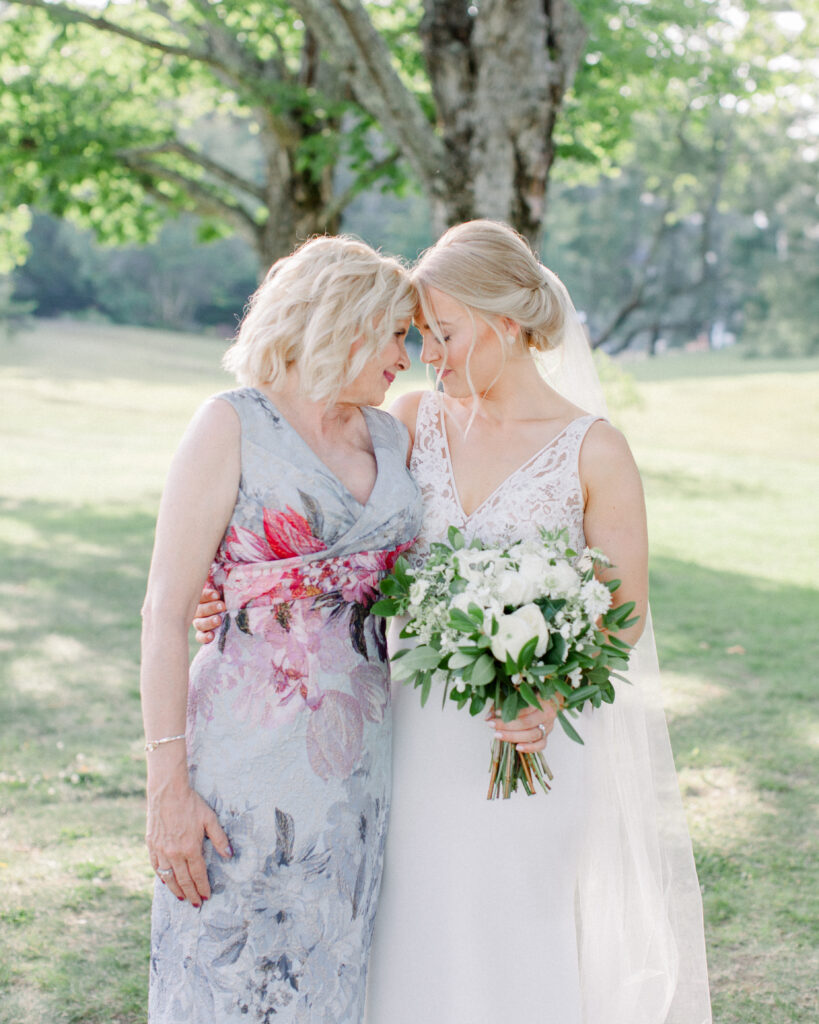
[
  {"left": 497, "top": 551, "right": 551, "bottom": 607},
  {"left": 514, "top": 603, "right": 550, "bottom": 656},
  {"left": 517, "top": 552, "right": 551, "bottom": 601},
  {"left": 543, "top": 561, "right": 581, "bottom": 598},
  {"left": 497, "top": 570, "right": 530, "bottom": 608},
  {"left": 409, "top": 579, "right": 429, "bottom": 605},
  {"left": 490, "top": 604, "right": 549, "bottom": 663}
]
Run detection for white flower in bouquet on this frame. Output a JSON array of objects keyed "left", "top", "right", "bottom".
[
  {"left": 372, "top": 525, "right": 639, "bottom": 800},
  {"left": 497, "top": 551, "right": 548, "bottom": 605},
  {"left": 452, "top": 591, "right": 504, "bottom": 628},
  {"left": 542, "top": 560, "right": 582, "bottom": 598},
  {"left": 581, "top": 578, "right": 613, "bottom": 620},
  {"left": 490, "top": 604, "right": 550, "bottom": 663},
  {"left": 497, "top": 568, "right": 532, "bottom": 607}
]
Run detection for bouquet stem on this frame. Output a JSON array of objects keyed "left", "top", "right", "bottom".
[
  {"left": 487, "top": 738, "right": 503, "bottom": 799},
  {"left": 519, "top": 748, "right": 536, "bottom": 793},
  {"left": 487, "top": 740, "right": 553, "bottom": 800}
]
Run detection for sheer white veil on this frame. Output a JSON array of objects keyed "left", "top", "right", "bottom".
[{"left": 537, "top": 277, "right": 713, "bottom": 1024}]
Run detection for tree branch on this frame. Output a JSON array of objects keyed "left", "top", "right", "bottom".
[
  {"left": 120, "top": 155, "right": 259, "bottom": 236},
  {"left": 120, "top": 141, "right": 267, "bottom": 203},
  {"left": 317, "top": 151, "right": 402, "bottom": 229},
  {"left": 287, "top": 0, "right": 446, "bottom": 194},
  {"left": 11, "top": 0, "right": 209, "bottom": 61},
  {"left": 591, "top": 201, "right": 674, "bottom": 348},
  {"left": 10, "top": 0, "right": 298, "bottom": 144}
]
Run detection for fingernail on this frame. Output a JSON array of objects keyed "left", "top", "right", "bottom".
[
  {"left": 177, "top": 896, "right": 185, "bottom": 902},
  {"left": 226, "top": 844, "right": 234, "bottom": 857}
]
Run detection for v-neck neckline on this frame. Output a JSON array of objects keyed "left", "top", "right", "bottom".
[
  {"left": 435, "top": 397, "right": 586, "bottom": 520},
  {"left": 250, "top": 388, "right": 382, "bottom": 509}
]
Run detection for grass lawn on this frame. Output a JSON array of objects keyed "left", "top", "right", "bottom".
[{"left": 1, "top": 321, "right": 817, "bottom": 1023}]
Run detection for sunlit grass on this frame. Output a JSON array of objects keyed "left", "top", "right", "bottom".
[{"left": 1, "top": 322, "right": 817, "bottom": 1022}]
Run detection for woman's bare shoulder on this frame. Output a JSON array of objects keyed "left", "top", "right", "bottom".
[
  {"left": 579, "top": 418, "right": 639, "bottom": 481},
  {"left": 173, "top": 393, "right": 242, "bottom": 464}
]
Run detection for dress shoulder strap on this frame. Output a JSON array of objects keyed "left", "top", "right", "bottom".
[{"left": 412, "top": 390, "right": 442, "bottom": 445}]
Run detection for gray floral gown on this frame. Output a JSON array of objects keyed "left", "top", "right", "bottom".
[{"left": 149, "top": 388, "right": 422, "bottom": 1024}]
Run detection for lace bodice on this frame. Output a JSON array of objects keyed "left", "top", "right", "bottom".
[{"left": 409, "top": 391, "right": 600, "bottom": 566}]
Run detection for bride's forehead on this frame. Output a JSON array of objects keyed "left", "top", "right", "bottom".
[{"left": 416, "top": 287, "right": 468, "bottom": 327}]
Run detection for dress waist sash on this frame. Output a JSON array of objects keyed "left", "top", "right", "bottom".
[{"left": 221, "top": 545, "right": 410, "bottom": 611}]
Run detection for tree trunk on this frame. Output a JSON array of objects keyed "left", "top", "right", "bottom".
[
  {"left": 422, "top": 0, "right": 587, "bottom": 245},
  {"left": 293, "top": 0, "right": 587, "bottom": 247}
]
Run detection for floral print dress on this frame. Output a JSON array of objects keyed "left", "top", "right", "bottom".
[{"left": 149, "top": 388, "right": 421, "bottom": 1024}]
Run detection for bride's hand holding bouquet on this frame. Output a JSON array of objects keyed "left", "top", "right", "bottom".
[{"left": 372, "top": 526, "right": 638, "bottom": 799}]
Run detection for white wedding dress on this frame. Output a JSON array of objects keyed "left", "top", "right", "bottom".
[{"left": 365, "top": 391, "right": 712, "bottom": 1024}]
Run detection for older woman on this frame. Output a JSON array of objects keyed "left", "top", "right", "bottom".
[{"left": 140, "top": 235, "right": 422, "bottom": 1023}]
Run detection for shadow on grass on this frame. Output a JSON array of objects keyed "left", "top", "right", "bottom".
[
  {"left": 650, "top": 555, "right": 818, "bottom": 1022},
  {"left": 0, "top": 495, "right": 157, "bottom": 814}
]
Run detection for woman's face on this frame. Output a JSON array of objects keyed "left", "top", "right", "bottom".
[
  {"left": 339, "top": 318, "right": 411, "bottom": 406},
  {"left": 416, "top": 287, "right": 507, "bottom": 398}
]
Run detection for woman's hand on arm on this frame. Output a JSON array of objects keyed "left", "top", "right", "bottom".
[
  {"left": 140, "top": 397, "right": 240, "bottom": 903},
  {"left": 579, "top": 420, "right": 649, "bottom": 647},
  {"left": 193, "top": 588, "right": 225, "bottom": 644}
]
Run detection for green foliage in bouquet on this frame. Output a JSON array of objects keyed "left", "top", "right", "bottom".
[{"left": 372, "top": 526, "right": 639, "bottom": 798}]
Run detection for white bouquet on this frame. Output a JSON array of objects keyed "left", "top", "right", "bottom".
[{"left": 372, "top": 526, "right": 637, "bottom": 799}]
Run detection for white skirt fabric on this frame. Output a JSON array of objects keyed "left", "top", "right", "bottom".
[
  {"left": 366, "top": 672, "right": 591, "bottom": 1024},
  {"left": 365, "top": 617, "right": 712, "bottom": 1024}
]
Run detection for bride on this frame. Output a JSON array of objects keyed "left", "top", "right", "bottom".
[
  {"left": 195, "top": 220, "right": 711, "bottom": 1023},
  {"left": 365, "top": 220, "right": 711, "bottom": 1024}
]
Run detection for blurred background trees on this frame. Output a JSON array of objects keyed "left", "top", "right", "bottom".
[{"left": 0, "top": 0, "right": 816, "bottom": 355}]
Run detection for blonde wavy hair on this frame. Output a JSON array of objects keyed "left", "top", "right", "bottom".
[{"left": 223, "top": 235, "right": 414, "bottom": 402}]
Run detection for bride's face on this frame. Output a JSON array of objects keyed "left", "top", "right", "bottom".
[{"left": 416, "top": 287, "right": 508, "bottom": 397}]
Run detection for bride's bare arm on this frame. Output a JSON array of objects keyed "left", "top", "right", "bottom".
[
  {"left": 141, "top": 398, "right": 240, "bottom": 902},
  {"left": 492, "top": 421, "right": 648, "bottom": 753},
  {"left": 578, "top": 420, "right": 649, "bottom": 648}
]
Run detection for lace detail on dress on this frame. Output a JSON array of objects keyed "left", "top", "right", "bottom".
[{"left": 408, "top": 391, "right": 600, "bottom": 567}]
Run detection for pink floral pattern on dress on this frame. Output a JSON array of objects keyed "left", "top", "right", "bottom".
[
  {"left": 263, "top": 507, "right": 328, "bottom": 559},
  {"left": 190, "top": 504, "right": 412, "bottom": 781}
]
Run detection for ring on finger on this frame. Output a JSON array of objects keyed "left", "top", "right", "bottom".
[
  {"left": 156, "top": 867, "right": 174, "bottom": 879},
  {"left": 537, "top": 723, "right": 547, "bottom": 738}
]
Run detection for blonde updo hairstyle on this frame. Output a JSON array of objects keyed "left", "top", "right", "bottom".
[
  {"left": 412, "top": 219, "right": 577, "bottom": 372},
  {"left": 223, "top": 235, "right": 414, "bottom": 402}
]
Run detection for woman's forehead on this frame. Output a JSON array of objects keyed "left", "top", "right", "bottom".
[{"left": 415, "top": 286, "right": 467, "bottom": 327}]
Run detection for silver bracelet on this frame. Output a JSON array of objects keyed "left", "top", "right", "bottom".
[{"left": 144, "top": 733, "right": 186, "bottom": 753}]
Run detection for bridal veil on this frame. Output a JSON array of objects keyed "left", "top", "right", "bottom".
[{"left": 537, "top": 274, "right": 712, "bottom": 1024}]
